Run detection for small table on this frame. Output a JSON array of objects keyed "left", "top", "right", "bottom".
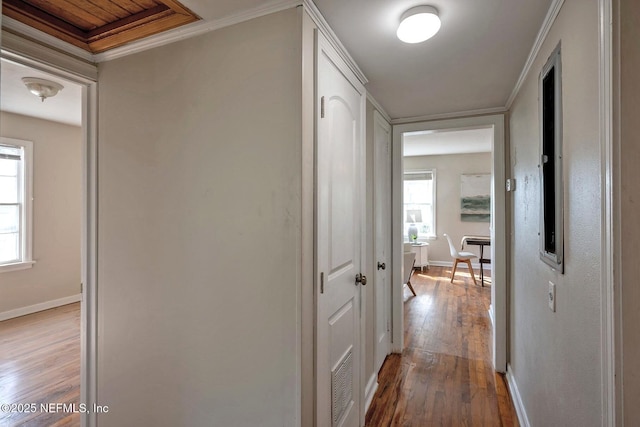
[
  {"left": 409, "top": 243, "right": 429, "bottom": 271},
  {"left": 461, "top": 235, "right": 491, "bottom": 286}
]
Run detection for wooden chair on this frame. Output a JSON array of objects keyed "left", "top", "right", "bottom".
[
  {"left": 403, "top": 251, "right": 417, "bottom": 296},
  {"left": 444, "top": 233, "right": 478, "bottom": 285}
]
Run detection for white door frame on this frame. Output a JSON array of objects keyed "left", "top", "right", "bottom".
[
  {"left": 372, "top": 109, "right": 392, "bottom": 375},
  {"left": 598, "top": 0, "right": 615, "bottom": 423},
  {"left": 391, "top": 114, "right": 507, "bottom": 372},
  {"left": 1, "top": 33, "right": 99, "bottom": 427}
]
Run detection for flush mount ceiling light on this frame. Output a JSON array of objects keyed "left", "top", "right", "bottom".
[
  {"left": 22, "top": 77, "right": 64, "bottom": 102},
  {"left": 397, "top": 5, "right": 441, "bottom": 44}
]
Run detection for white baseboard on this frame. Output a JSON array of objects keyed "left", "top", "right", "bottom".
[
  {"left": 364, "top": 373, "right": 379, "bottom": 413},
  {"left": 506, "top": 365, "right": 530, "bottom": 427},
  {"left": 0, "top": 294, "right": 81, "bottom": 321},
  {"left": 428, "top": 260, "right": 493, "bottom": 271}
]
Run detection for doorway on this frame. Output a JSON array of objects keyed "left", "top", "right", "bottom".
[
  {"left": 391, "top": 115, "right": 507, "bottom": 371},
  {"left": 0, "top": 42, "right": 98, "bottom": 426}
]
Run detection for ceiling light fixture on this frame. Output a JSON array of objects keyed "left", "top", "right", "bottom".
[
  {"left": 397, "top": 5, "right": 441, "bottom": 44},
  {"left": 22, "top": 77, "right": 64, "bottom": 102}
]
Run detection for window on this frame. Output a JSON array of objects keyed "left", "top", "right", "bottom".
[
  {"left": 539, "top": 44, "right": 564, "bottom": 272},
  {"left": 403, "top": 170, "right": 435, "bottom": 241},
  {"left": 0, "top": 138, "right": 33, "bottom": 272}
]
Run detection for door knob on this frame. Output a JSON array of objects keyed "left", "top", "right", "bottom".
[
  {"left": 377, "top": 262, "right": 386, "bottom": 270},
  {"left": 355, "top": 273, "right": 367, "bottom": 286}
]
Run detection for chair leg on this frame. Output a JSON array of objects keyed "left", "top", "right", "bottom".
[
  {"left": 451, "top": 259, "right": 459, "bottom": 283},
  {"left": 406, "top": 279, "right": 417, "bottom": 296},
  {"left": 466, "top": 260, "right": 478, "bottom": 285}
]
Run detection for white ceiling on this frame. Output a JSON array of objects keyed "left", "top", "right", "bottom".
[
  {"left": 312, "top": 0, "right": 553, "bottom": 119},
  {"left": 403, "top": 127, "right": 493, "bottom": 157},
  {"left": 1, "top": 58, "right": 82, "bottom": 126},
  {"left": 0, "top": 0, "right": 554, "bottom": 125}
]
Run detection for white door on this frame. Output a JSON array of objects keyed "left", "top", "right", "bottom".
[
  {"left": 316, "top": 32, "right": 365, "bottom": 427},
  {"left": 373, "top": 111, "right": 392, "bottom": 374}
]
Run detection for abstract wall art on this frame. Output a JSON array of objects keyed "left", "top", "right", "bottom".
[{"left": 460, "top": 173, "right": 491, "bottom": 222}]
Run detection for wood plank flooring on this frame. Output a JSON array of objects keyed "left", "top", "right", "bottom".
[
  {"left": 0, "top": 270, "right": 517, "bottom": 427},
  {"left": 0, "top": 303, "right": 81, "bottom": 427},
  {"left": 366, "top": 266, "right": 518, "bottom": 427}
]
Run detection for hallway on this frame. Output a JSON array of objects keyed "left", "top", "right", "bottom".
[{"left": 366, "top": 266, "right": 518, "bottom": 426}]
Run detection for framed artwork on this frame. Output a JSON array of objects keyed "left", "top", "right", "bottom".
[{"left": 460, "top": 174, "right": 491, "bottom": 222}]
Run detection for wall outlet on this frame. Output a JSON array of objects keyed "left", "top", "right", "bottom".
[{"left": 548, "top": 281, "right": 556, "bottom": 312}]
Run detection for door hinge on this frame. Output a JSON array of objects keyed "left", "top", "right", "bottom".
[
  {"left": 321, "top": 96, "right": 325, "bottom": 118},
  {"left": 80, "top": 283, "right": 83, "bottom": 293},
  {"left": 320, "top": 272, "right": 324, "bottom": 294},
  {"left": 387, "top": 320, "right": 390, "bottom": 333}
]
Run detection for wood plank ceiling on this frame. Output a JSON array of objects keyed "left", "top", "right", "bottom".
[{"left": 2, "top": 0, "right": 200, "bottom": 53}]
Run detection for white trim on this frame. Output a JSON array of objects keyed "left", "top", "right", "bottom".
[
  {"left": 0, "top": 293, "right": 81, "bottom": 321},
  {"left": 0, "top": 137, "right": 34, "bottom": 270},
  {"left": 393, "top": 114, "right": 507, "bottom": 371},
  {"left": 598, "top": 0, "right": 615, "bottom": 425},
  {"left": 488, "top": 305, "right": 495, "bottom": 326},
  {"left": 0, "top": 260, "right": 36, "bottom": 273},
  {"left": 300, "top": 11, "right": 315, "bottom": 426},
  {"left": 302, "top": 0, "right": 368, "bottom": 85},
  {"left": 315, "top": 29, "right": 366, "bottom": 96},
  {"left": 357, "top": 55, "right": 368, "bottom": 427},
  {"left": 372, "top": 109, "right": 393, "bottom": 377},
  {"left": 391, "top": 115, "right": 404, "bottom": 353},
  {"left": 403, "top": 168, "right": 437, "bottom": 242},
  {"left": 2, "top": 2, "right": 302, "bottom": 64},
  {"left": 0, "top": 48, "right": 99, "bottom": 427},
  {"left": 505, "top": 0, "right": 565, "bottom": 109},
  {"left": 364, "top": 373, "right": 379, "bottom": 414},
  {"left": 506, "top": 365, "right": 531, "bottom": 427},
  {"left": 81, "top": 78, "right": 99, "bottom": 427},
  {"left": 1, "top": 18, "right": 94, "bottom": 63},
  {"left": 391, "top": 106, "right": 507, "bottom": 125},
  {"left": 367, "top": 92, "right": 392, "bottom": 123},
  {"left": 95, "top": 0, "right": 300, "bottom": 62},
  {"left": 538, "top": 43, "right": 564, "bottom": 272},
  {"left": 427, "top": 260, "right": 454, "bottom": 268},
  {"left": 427, "top": 260, "right": 492, "bottom": 271},
  {"left": 1, "top": 30, "right": 98, "bottom": 80}
]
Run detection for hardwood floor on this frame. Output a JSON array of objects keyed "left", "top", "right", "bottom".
[
  {"left": 0, "top": 271, "right": 517, "bottom": 426},
  {"left": 366, "top": 266, "right": 518, "bottom": 427},
  {"left": 0, "top": 303, "right": 81, "bottom": 427}
]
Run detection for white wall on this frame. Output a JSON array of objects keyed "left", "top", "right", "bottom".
[
  {"left": 0, "top": 111, "right": 81, "bottom": 315},
  {"left": 404, "top": 153, "right": 491, "bottom": 264},
  {"left": 508, "top": 0, "right": 602, "bottom": 424},
  {"left": 97, "top": 9, "right": 302, "bottom": 426}
]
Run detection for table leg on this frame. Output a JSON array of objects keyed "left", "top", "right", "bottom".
[{"left": 480, "top": 245, "right": 484, "bottom": 287}]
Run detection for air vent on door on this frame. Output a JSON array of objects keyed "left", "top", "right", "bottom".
[{"left": 332, "top": 348, "right": 353, "bottom": 426}]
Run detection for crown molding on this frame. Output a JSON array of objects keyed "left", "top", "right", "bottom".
[
  {"left": 2, "top": 16, "right": 94, "bottom": 63},
  {"left": 1, "top": 30, "right": 98, "bottom": 81},
  {"left": 366, "top": 92, "right": 391, "bottom": 123},
  {"left": 505, "top": 0, "right": 565, "bottom": 109},
  {"left": 391, "top": 106, "right": 507, "bottom": 125},
  {"left": 302, "top": 0, "right": 368, "bottom": 85},
  {"left": 392, "top": 0, "right": 563, "bottom": 124},
  {"left": 95, "top": 0, "right": 301, "bottom": 62},
  {"left": 3, "top": 0, "right": 368, "bottom": 88},
  {"left": 2, "top": 1, "right": 302, "bottom": 63}
]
